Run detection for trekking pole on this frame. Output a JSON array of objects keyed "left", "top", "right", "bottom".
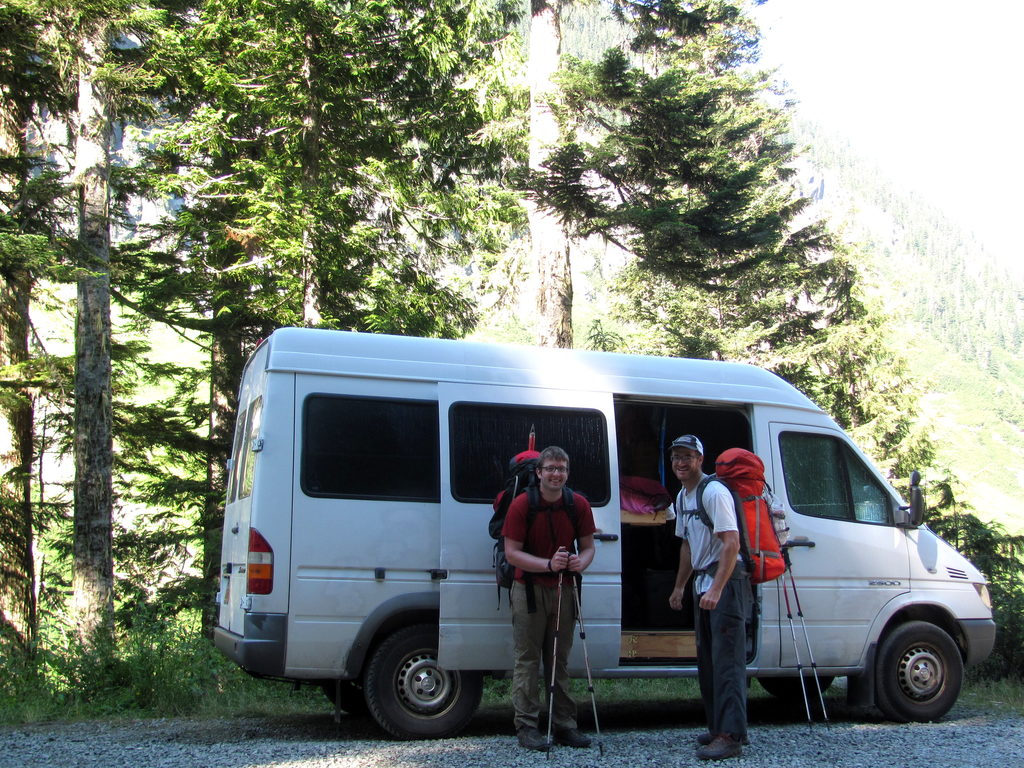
[
  {"left": 571, "top": 576, "right": 604, "bottom": 755},
  {"left": 779, "top": 563, "right": 813, "bottom": 725},
  {"left": 786, "top": 564, "right": 830, "bottom": 725},
  {"left": 546, "top": 565, "right": 565, "bottom": 757}
]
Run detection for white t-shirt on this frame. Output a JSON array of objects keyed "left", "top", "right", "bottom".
[{"left": 675, "top": 474, "right": 741, "bottom": 594}]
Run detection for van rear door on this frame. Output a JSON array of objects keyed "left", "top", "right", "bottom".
[
  {"left": 767, "top": 422, "right": 910, "bottom": 669},
  {"left": 219, "top": 394, "right": 263, "bottom": 637},
  {"left": 437, "top": 383, "right": 621, "bottom": 671}
]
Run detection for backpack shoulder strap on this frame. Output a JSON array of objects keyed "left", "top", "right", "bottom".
[
  {"left": 692, "top": 476, "right": 718, "bottom": 529},
  {"left": 528, "top": 487, "right": 544, "bottom": 528},
  {"left": 562, "top": 487, "right": 578, "bottom": 533}
]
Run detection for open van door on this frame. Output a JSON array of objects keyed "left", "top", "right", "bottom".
[
  {"left": 437, "top": 382, "right": 621, "bottom": 672},
  {"left": 767, "top": 422, "right": 910, "bottom": 669}
]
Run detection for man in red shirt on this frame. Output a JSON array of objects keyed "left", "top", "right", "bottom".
[{"left": 502, "top": 445, "right": 596, "bottom": 751}]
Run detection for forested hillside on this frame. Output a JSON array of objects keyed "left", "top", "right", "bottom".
[{"left": 789, "top": 121, "right": 1024, "bottom": 533}]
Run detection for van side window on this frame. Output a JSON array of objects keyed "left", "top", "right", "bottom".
[
  {"left": 227, "top": 404, "right": 248, "bottom": 504},
  {"left": 301, "top": 395, "right": 440, "bottom": 501},
  {"left": 227, "top": 397, "right": 262, "bottom": 503},
  {"left": 239, "top": 396, "right": 262, "bottom": 500},
  {"left": 779, "top": 431, "right": 890, "bottom": 524},
  {"left": 449, "top": 403, "right": 609, "bottom": 505}
]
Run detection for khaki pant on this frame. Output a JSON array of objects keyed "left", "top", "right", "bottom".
[{"left": 510, "top": 579, "right": 578, "bottom": 732}]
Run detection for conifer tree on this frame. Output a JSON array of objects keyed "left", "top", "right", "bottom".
[
  {"left": 41, "top": 0, "right": 167, "bottom": 645},
  {"left": 124, "top": 0, "right": 521, "bottom": 628},
  {"left": 536, "top": 2, "right": 825, "bottom": 293},
  {"left": 0, "top": 0, "right": 74, "bottom": 650},
  {"left": 524, "top": 1, "right": 819, "bottom": 347}
]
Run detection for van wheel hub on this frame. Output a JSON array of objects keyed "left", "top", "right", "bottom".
[
  {"left": 897, "top": 645, "right": 943, "bottom": 699},
  {"left": 397, "top": 652, "right": 452, "bottom": 714}
]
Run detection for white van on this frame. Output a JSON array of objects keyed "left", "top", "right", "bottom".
[{"left": 215, "top": 328, "right": 995, "bottom": 739}]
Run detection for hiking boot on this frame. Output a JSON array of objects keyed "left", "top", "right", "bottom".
[
  {"left": 697, "top": 734, "right": 743, "bottom": 760},
  {"left": 697, "top": 732, "right": 749, "bottom": 746},
  {"left": 516, "top": 726, "right": 550, "bottom": 752},
  {"left": 554, "top": 727, "right": 592, "bottom": 748}
]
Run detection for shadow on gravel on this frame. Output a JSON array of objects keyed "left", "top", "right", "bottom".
[{"left": 233, "top": 691, "right": 888, "bottom": 744}]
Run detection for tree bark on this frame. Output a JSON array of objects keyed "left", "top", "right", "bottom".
[
  {"left": 300, "top": 30, "right": 322, "bottom": 326},
  {"left": 528, "top": 0, "right": 573, "bottom": 348},
  {"left": 72, "top": 30, "right": 115, "bottom": 645}
]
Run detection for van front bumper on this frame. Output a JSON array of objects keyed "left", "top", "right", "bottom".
[
  {"left": 215, "top": 613, "right": 287, "bottom": 677},
  {"left": 959, "top": 618, "right": 997, "bottom": 667}
]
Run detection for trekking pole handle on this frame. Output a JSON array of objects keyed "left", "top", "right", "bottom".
[{"left": 551, "top": 546, "right": 570, "bottom": 572}]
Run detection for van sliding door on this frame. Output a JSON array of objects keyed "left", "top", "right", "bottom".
[{"left": 437, "top": 383, "right": 621, "bottom": 672}]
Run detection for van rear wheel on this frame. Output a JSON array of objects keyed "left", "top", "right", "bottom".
[
  {"left": 364, "top": 623, "right": 482, "bottom": 739},
  {"left": 875, "top": 621, "right": 963, "bottom": 722}
]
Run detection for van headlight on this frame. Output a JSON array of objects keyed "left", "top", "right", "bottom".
[{"left": 974, "top": 582, "right": 992, "bottom": 610}]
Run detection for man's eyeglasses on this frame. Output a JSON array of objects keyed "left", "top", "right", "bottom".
[
  {"left": 671, "top": 454, "right": 700, "bottom": 464},
  {"left": 540, "top": 465, "right": 568, "bottom": 474}
]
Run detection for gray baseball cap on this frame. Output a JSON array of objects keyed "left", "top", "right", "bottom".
[{"left": 669, "top": 434, "right": 703, "bottom": 454}]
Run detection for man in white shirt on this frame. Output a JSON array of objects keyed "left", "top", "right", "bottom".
[{"left": 668, "top": 434, "right": 751, "bottom": 761}]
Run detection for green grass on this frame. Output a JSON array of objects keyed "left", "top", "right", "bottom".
[
  {"left": 481, "top": 676, "right": 702, "bottom": 708},
  {"left": 958, "top": 677, "right": 1024, "bottom": 715}
]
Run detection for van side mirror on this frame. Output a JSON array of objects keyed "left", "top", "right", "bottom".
[
  {"left": 896, "top": 470, "right": 925, "bottom": 528},
  {"left": 907, "top": 470, "right": 925, "bottom": 528}
]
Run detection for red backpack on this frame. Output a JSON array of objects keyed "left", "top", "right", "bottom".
[{"left": 693, "top": 448, "right": 786, "bottom": 584}]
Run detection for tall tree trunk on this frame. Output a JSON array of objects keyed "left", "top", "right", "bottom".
[
  {"left": 300, "top": 31, "right": 322, "bottom": 326},
  {"left": 528, "top": 0, "right": 573, "bottom": 348},
  {"left": 72, "top": 30, "right": 115, "bottom": 645},
  {"left": 0, "top": 80, "right": 37, "bottom": 650}
]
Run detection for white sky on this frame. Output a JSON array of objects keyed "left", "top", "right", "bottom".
[{"left": 753, "top": 0, "right": 1023, "bottom": 264}]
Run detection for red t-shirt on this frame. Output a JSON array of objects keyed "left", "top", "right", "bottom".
[{"left": 501, "top": 490, "right": 596, "bottom": 588}]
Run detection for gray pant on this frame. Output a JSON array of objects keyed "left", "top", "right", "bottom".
[
  {"left": 695, "top": 572, "right": 751, "bottom": 740},
  {"left": 510, "top": 579, "right": 578, "bottom": 732}
]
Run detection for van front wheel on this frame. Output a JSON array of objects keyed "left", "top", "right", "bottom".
[
  {"left": 364, "top": 623, "right": 483, "bottom": 739},
  {"left": 875, "top": 621, "right": 963, "bottom": 722}
]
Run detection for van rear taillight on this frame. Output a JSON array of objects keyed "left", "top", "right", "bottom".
[{"left": 247, "top": 528, "right": 274, "bottom": 595}]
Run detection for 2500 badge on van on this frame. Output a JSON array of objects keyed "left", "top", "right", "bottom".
[{"left": 214, "top": 328, "right": 995, "bottom": 738}]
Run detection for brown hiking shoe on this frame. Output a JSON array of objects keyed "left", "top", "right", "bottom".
[
  {"left": 516, "top": 726, "right": 550, "bottom": 752},
  {"left": 554, "top": 727, "right": 592, "bottom": 748},
  {"left": 697, "top": 734, "right": 743, "bottom": 760},
  {"left": 697, "top": 732, "right": 749, "bottom": 746}
]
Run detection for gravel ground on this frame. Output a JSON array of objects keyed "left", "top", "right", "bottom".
[{"left": 3, "top": 696, "right": 1022, "bottom": 768}]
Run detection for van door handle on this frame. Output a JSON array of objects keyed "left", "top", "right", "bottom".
[
  {"left": 594, "top": 533, "right": 619, "bottom": 542},
  {"left": 782, "top": 538, "right": 815, "bottom": 549}
]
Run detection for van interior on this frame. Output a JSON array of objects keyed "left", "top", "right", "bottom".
[{"left": 613, "top": 398, "right": 753, "bottom": 664}]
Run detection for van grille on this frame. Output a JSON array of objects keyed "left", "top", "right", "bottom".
[{"left": 946, "top": 567, "right": 968, "bottom": 580}]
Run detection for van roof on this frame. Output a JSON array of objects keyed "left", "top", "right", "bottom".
[{"left": 257, "top": 327, "right": 824, "bottom": 413}]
